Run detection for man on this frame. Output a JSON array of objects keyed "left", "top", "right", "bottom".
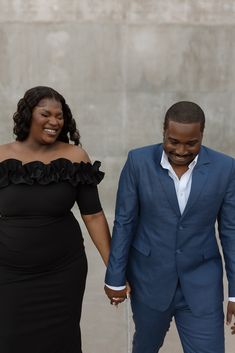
[{"left": 105, "top": 101, "right": 235, "bottom": 353}]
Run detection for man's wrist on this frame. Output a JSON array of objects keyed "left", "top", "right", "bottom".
[
  {"left": 229, "top": 297, "right": 235, "bottom": 302},
  {"left": 105, "top": 283, "right": 126, "bottom": 290}
]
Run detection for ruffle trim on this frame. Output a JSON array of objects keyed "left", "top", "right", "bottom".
[{"left": 0, "top": 158, "right": 104, "bottom": 188}]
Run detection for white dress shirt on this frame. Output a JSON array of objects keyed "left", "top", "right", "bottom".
[
  {"left": 106, "top": 151, "right": 235, "bottom": 302},
  {"left": 160, "top": 150, "right": 197, "bottom": 214}
]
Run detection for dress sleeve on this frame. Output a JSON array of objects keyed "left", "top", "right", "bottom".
[{"left": 76, "top": 184, "right": 102, "bottom": 215}]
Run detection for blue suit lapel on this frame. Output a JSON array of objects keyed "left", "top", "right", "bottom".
[
  {"left": 181, "top": 147, "right": 210, "bottom": 219},
  {"left": 155, "top": 145, "right": 181, "bottom": 217}
]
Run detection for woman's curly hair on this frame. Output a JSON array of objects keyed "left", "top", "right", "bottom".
[{"left": 13, "top": 86, "right": 80, "bottom": 145}]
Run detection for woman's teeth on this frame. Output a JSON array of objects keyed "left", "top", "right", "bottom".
[{"left": 44, "top": 129, "right": 57, "bottom": 135}]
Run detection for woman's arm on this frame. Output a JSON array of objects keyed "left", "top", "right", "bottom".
[{"left": 82, "top": 211, "right": 111, "bottom": 266}]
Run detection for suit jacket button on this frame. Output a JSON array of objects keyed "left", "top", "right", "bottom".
[{"left": 176, "top": 249, "right": 182, "bottom": 254}]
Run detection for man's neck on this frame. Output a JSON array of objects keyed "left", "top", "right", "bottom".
[{"left": 170, "top": 164, "right": 189, "bottom": 179}]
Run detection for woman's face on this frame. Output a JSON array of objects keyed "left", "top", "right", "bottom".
[{"left": 27, "top": 98, "right": 64, "bottom": 145}]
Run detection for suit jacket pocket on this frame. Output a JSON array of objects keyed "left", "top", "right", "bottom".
[{"left": 200, "top": 191, "right": 224, "bottom": 202}]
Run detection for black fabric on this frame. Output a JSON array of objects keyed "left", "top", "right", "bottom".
[
  {"left": 76, "top": 184, "right": 102, "bottom": 215},
  {"left": 0, "top": 158, "right": 104, "bottom": 187},
  {"left": 0, "top": 158, "right": 104, "bottom": 353}
]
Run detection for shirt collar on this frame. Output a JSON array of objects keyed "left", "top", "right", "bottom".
[{"left": 160, "top": 150, "right": 198, "bottom": 171}]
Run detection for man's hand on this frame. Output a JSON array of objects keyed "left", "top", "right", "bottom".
[
  {"left": 104, "top": 283, "right": 131, "bottom": 306},
  {"left": 226, "top": 301, "right": 235, "bottom": 334}
]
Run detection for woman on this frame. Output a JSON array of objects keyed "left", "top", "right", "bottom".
[{"left": 0, "top": 86, "right": 111, "bottom": 353}]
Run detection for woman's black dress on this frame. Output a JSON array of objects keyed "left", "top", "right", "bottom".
[{"left": 0, "top": 158, "right": 104, "bottom": 353}]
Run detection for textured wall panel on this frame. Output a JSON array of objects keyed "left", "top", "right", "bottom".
[{"left": 0, "top": 2, "right": 234, "bottom": 352}]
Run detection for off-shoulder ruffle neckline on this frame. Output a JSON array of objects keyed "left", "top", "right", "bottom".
[{"left": 0, "top": 158, "right": 104, "bottom": 188}]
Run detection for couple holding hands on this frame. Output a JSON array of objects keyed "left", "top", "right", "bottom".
[{"left": 0, "top": 86, "right": 234, "bottom": 353}]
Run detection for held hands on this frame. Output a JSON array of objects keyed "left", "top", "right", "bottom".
[
  {"left": 226, "top": 301, "right": 235, "bottom": 335},
  {"left": 104, "top": 283, "right": 131, "bottom": 306}
]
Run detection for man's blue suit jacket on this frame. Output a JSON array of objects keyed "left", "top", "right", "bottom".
[{"left": 105, "top": 144, "right": 235, "bottom": 316}]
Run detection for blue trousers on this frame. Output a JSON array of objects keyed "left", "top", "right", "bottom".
[{"left": 131, "top": 285, "right": 224, "bottom": 353}]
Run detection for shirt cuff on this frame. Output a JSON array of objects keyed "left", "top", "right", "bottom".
[
  {"left": 105, "top": 283, "right": 126, "bottom": 290},
  {"left": 229, "top": 297, "right": 235, "bottom": 302}
]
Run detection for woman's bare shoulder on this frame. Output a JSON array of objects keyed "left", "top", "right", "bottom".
[
  {"left": 0, "top": 142, "right": 16, "bottom": 150},
  {"left": 57, "top": 143, "right": 91, "bottom": 164},
  {"left": 70, "top": 145, "right": 91, "bottom": 163},
  {"left": 0, "top": 142, "right": 17, "bottom": 160}
]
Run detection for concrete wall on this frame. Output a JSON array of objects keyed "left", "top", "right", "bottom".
[{"left": 0, "top": 1, "right": 235, "bottom": 352}]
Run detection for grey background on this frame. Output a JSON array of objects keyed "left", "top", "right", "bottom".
[{"left": 0, "top": 1, "right": 234, "bottom": 352}]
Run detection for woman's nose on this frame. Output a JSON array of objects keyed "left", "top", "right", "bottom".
[{"left": 48, "top": 116, "right": 58, "bottom": 126}]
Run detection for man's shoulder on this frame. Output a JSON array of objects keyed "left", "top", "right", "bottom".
[
  {"left": 202, "top": 145, "right": 234, "bottom": 163},
  {"left": 128, "top": 144, "right": 162, "bottom": 159},
  {"left": 201, "top": 146, "right": 235, "bottom": 173}
]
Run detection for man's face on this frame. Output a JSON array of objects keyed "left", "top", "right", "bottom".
[{"left": 163, "top": 120, "right": 203, "bottom": 167}]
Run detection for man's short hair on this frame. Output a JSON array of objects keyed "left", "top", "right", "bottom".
[{"left": 164, "top": 101, "right": 205, "bottom": 132}]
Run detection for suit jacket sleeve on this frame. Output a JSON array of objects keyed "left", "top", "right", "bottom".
[
  {"left": 218, "top": 158, "right": 235, "bottom": 297},
  {"left": 105, "top": 151, "right": 139, "bottom": 286}
]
